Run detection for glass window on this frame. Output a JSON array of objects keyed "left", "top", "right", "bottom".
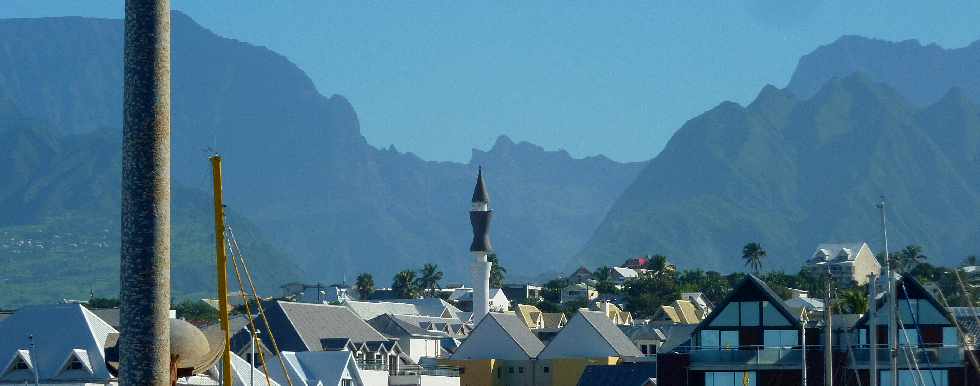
[
  {"left": 700, "top": 330, "right": 720, "bottom": 348},
  {"left": 898, "top": 328, "right": 919, "bottom": 347},
  {"left": 943, "top": 327, "right": 959, "bottom": 347},
  {"left": 711, "top": 304, "right": 740, "bottom": 326},
  {"left": 880, "top": 370, "right": 947, "bottom": 386},
  {"left": 917, "top": 301, "right": 947, "bottom": 324},
  {"left": 720, "top": 330, "right": 739, "bottom": 349},
  {"left": 859, "top": 329, "right": 868, "bottom": 346},
  {"left": 705, "top": 371, "right": 755, "bottom": 386},
  {"left": 762, "top": 301, "right": 790, "bottom": 326},
  {"left": 899, "top": 299, "right": 918, "bottom": 324},
  {"left": 543, "top": 367, "right": 549, "bottom": 373},
  {"left": 764, "top": 329, "right": 797, "bottom": 347},
  {"left": 740, "top": 302, "right": 760, "bottom": 326}
]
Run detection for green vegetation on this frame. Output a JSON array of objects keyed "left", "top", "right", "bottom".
[
  {"left": 488, "top": 253, "right": 506, "bottom": 288},
  {"left": 415, "top": 263, "right": 444, "bottom": 297},
  {"left": 355, "top": 273, "right": 375, "bottom": 300}
]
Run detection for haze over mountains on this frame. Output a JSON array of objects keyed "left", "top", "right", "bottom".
[
  {"left": 579, "top": 36, "right": 980, "bottom": 272},
  {"left": 2, "top": 11, "right": 979, "bottom": 307},
  {"left": 0, "top": 11, "right": 643, "bottom": 306}
]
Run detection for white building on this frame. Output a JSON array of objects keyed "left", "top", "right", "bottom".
[{"left": 805, "top": 242, "right": 881, "bottom": 286}]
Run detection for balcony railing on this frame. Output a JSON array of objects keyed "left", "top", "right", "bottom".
[
  {"left": 850, "top": 345, "right": 963, "bottom": 366},
  {"left": 687, "top": 346, "right": 808, "bottom": 369}
]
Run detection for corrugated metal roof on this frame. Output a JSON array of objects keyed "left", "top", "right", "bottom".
[{"left": 576, "top": 362, "right": 657, "bottom": 386}]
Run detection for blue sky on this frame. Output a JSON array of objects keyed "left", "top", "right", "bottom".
[{"left": 3, "top": 1, "right": 979, "bottom": 162}]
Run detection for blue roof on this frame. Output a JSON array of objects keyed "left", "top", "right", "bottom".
[{"left": 576, "top": 362, "right": 657, "bottom": 386}]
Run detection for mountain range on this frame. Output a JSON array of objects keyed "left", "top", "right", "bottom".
[{"left": 0, "top": 12, "right": 644, "bottom": 305}]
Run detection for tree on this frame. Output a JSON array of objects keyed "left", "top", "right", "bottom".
[
  {"left": 895, "top": 245, "right": 927, "bottom": 273},
  {"left": 175, "top": 299, "right": 218, "bottom": 324},
  {"left": 392, "top": 270, "right": 420, "bottom": 299},
  {"left": 416, "top": 263, "right": 444, "bottom": 297},
  {"left": 87, "top": 297, "right": 120, "bottom": 309},
  {"left": 355, "top": 273, "right": 375, "bottom": 300},
  {"left": 592, "top": 266, "right": 612, "bottom": 283},
  {"left": 742, "top": 242, "right": 766, "bottom": 274},
  {"left": 835, "top": 288, "right": 868, "bottom": 314},
  {"left": 963, "top": 255, "right": 978, "bottom": 267},
  {"left": 644, "top": 255, "right": 676, "bottom": 279},
  {"left": 488, "top": 253, "right": 507, "bottom": 288}
]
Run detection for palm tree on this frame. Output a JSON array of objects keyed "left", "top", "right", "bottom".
[
  {"left": 742, "top": 242, "right": 766, "bottom": 274},
  {"left": 835, "top": 288, "right": 869, "bottom": 314},
  {"left": 488, "top": 253, "right": 507, "bottom": 288},
  {"left": 355, "top": 273, "right": 374, "bottom": 300},
  {"left": 392, "top": 270, "right": 419, "bottom": 299},
  {"left": 416, "top": 263, "right": 444, "bottom": 297},
  {"left": 644, "top": 255, "right": 676, "bottom": 279},
  {"left": 963, "top": 255, "right": 977, "bottom": 267},
  {"left": 592, "top": 266, "right": 612, "bottom": 283},
  {"left": 895, "top": 245, "right": 927, "bottom": 273}
]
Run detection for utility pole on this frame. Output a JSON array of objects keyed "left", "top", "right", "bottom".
[
  {"left": 29, "top": 335, "right": 38, "bottom": 386},
  {"left": 824, "top": 269, "right": 833, "bottom": 386},
  {"left": 119, "top": 1, "right": 171, "bottom": 385},
  {"left": 211, "top": 155, "right": 233, "bottom": 386},
  {"left": 868, "top": 273, "right": 878, "bottom": 386},
  {"left": 878, "top": 197, "right": 897, "bottom": 386}
]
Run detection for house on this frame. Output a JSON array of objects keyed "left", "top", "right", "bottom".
[
  {"left": 298, "top": 285, "right": 354, "bottom": 304},
  {"left": 569, "top": 267, "right": 592, "bottom": 284},
  {"left": 560, "top": 284, "right": 597, "bottom": 304},
  {"left": 230, "top": 301, "right": 390, "bottom": 355},
  {"left": 608, "top": 267, "right": 638, "bottom": 284},
  {"left": 501, "top": 284, "right": 543, "bottom": 305},
  {"left": 513, "top": 304, "right": 567, "bottom": 342},
  {"left": 679, "top": 292, "right": 713, "bottom": 318},
  {"left": 590, "top": 301, "right": 633, "bottom": 326},
  {"left": 273, "top": 350, "right": 373, "bottom": 386},
  {"left": 575, "top": 362, "right": 657, "bottom": 386},
  {"left": 783, "top": 288, "right": 824, "bottom": 314},
  {"left": 622, "top": 257, "right": 649, "bottom": 270},
  {"left": 0, "top": 304, "right": 117, "bottom": 384},
  {"left": 344, "top": 301, "right": 426, "bottom": 321},
  {"left": 618, "top": 325, "right": 665, "bottom": 356},
  {"left": 449, "top": 312, "right": 545, "bottom": 386},
  {"left": 656, "top": 274, "right": 809, "bottom": 386},
  {"left": 379, "top": 298, "right": 467, "bottom": 319},
  {"left": 650, "top": 299, "right": 701, "bottom": 324},
  {"left": 805, "top": 242, "right": 880, "bottom": 286},
  {"left": 368, "top": 314, "right": 446, "bottom": 362},
  {"left": 454, "top": 289, "right": 510, "bottom": 313},
  {"left": 847, "top": 275, "right": 971, "bottom": 386},
  {"left": 537, "top": 310, "right": 644, "bottom": 386}
]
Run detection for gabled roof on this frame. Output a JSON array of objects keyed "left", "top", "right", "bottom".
[
  {"left": 375, "top": 298, "right": 464, "bottom": 319},
  {"left": 656, "top": 324, "right": 697, "bottom": 353},
  {"left": 619, "top": 324, "right": 666, "bottom": 341},
  {"left": 343, "top": 300, "right": 420, "bottom": 320},
  {"left": 368, "top": 313, "right": 446, "bottom": 339},
  {"left": 538, "top": 310, "right": 643, "bottom": 359},
  {"left": 610, "top": 267, "right": 639, "bottom": 279},
  {"left": 275, "top": 351, "right": 359, "bottom": 386},
  {"left": 233, "top": 301, "right": 387, "bottom": 353},
  {"left": 809, "top": 242, "right": 871, "bottom": 263},
  {"left": 854, "top": 275, "right": 956, "bottom": 327},
  {"left": 541, "top": 313, "right": 567, "bottom": 330},
  {"left": 229, "top": 351, "right": 280, "bottom": 386},
  {"left": 451, "top": 312, "right": 545, "bottom": 360},
  {"left": 655, "top": 306, "right": 681, "bottom": 323},
  {"left": 695, "top": 274, "right": 800, "bottom": 332},
  {"left": 0, "top": 304, "right": 116, "bottom": 381},
  {"left": 673, "top": 300, "right": 699, "bottom": 324},
  {"left": 576, "top": 362, "right": 657, "bottom": 386}
]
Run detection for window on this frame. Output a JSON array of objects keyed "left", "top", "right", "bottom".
[
  {"left": 497, "top": 368, "right": 502, "bottom": 378},
  {"left": 720, "top": 331, "right": 739, "bottom": 349},
  {"left": 700, "top": 330, "right": 720, "bottom": 348},
  {"left": 898, "top": 328, "right": 919, "bottom": 347},
  {"left": 342, "top": 380, "right": 352, "bottom": 386},
  {"left": 740, "top": 302, "right": 760, "bottom": 326},
  {"left": 880, "top": 370, "right": 947, "bottom": 386},
  {"left": 763, "top": 330, "right": 797, "bottom": 347},
  {"left": 518, "top": 367, "right": 524, "bottom": 374},
  {"left": 67, "top": 357, "right": 85, "bottom": 370},
  {"left": 762, "top": 301, "right": 790, "bottom": 326},
  {"left": 943, "top": 327, "right": 959, "bottom": 347},
  {"left": 640, "top": 344, "right": 648, "bottom": 354},
  {"left": 12, "top": 361, "right": 29, "bottom": 370},
  {"left": 508, "top": 367, "right": 514, "bottom": 374},
  {"left": 899, "top": 299, "right": 918, "bottom": 323},
  {"left": 705, "top": 371, "right": 756, "bottom": 386},
  {"left": 711, "top": 304, "right": 739, "bottom": 326}
]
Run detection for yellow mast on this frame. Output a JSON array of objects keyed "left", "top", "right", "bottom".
[{"left": 210, "top": 155, "right": 233, "bottom": 386}]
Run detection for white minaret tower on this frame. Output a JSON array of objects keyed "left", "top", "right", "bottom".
[{"left": 469, "top": 166, "right": 493, "bottom": 323}]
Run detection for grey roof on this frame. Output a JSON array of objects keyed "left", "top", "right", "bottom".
[
  {"left": 578, "top": 311, "right": 644, "bottom": 357},
  {"left": 471, "top": 166, "right": 489, "bottom": 203},
  {"left": 576, "top": 362, "right": 657, "bottom": 386},
  {"left": 374, "top": 298, "right": 463, "bottom": 319},
  {"left": 87, "top": 308, "right": 120, "bottom": 329},
  {"left": 950, "top": 307, "right": 980, "bottom": 348},
  {"left": 0, "top": 304, "right": 117, "bottom": 381},
  {"left": 810, "top": 242, "right": 867, "bottom": 263},
  {"left": 390, "top": 314, "right": 468, "bottom": 338},
  {"left": 232, "top": 301, "right": 387, "bottom": 353},
  {"left": 618, "top": 324, "right": 666, "bottom": 341},
  {"left": 491, "top": 312, "right": 545, "bottom": 357},
  {"left": 343, "top": 300, "right": 420, "bottom": 320},
  {"left": 368, "top": 314, "right": 446, "bottom": 339},
  {"left": 656, "top": 324, "right": 697, "bottom": 353},
  {"left": 697, "top": 274, "right": 800, "bottom": 332}
]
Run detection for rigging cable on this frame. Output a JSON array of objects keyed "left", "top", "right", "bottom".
[
  {"left": 225, "top": 232, "right": 274, "bottom": 386},
  {"left": 227, "top": 225, "right": 295, "bottom": 386}
]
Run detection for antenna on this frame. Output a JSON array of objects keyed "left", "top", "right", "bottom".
[{"left": 877, "top": 196, "right": 897, "bottom": 386}]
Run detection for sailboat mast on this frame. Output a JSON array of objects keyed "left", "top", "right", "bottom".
[
  {"left": 878, "top": 196, "right": 897, "bottom": 386},
  {"left": 868, "top": 273, "right": 878, "bottom": 386},
  {"left": 211, "top": 155, "right": 233, "bottom": 386}
]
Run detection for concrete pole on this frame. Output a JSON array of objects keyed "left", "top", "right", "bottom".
[
  {"left": 824, "top": 270, "right": 833, "bottom": 386},
  {"left": 869, "top": 274, "right": 878, "bottom": 386},
  {"left": 119, "top": 1, "right": 171, "bottom": 385}
]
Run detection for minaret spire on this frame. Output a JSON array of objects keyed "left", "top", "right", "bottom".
[{"left": 469, "top": 166, "right": 493, "bottom": 322}]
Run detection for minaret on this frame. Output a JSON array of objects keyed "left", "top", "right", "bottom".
[{"left": 469, "top": 166, "right": 493, "bottom": 322}]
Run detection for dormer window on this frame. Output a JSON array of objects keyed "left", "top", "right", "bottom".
[
  {"left": 2, "top": 350, "right": 33, "bottom": 379},
  {"left": 57, "top": 349, "right": 93, "bottom": 375}
]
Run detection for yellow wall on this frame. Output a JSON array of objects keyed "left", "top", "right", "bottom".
[
  {"left": 447, "top": 359, "right": 496, "bottom": 386},
  {"left": 544, "top": 357, "right": 619, "bottom": 386}
]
